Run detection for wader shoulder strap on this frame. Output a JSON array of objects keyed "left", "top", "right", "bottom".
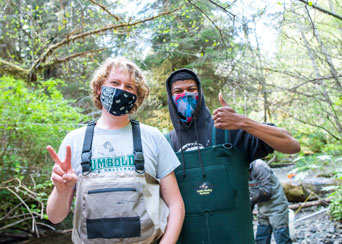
[
  {"left": 211, "top": 126, "right": 229, "bottom": 146},
  {"left": 130, "top": 120, "right": 145, "bottom": 174},
  {"left": 80, "top": 120, "right": 145, "bottom": 175},
  {"left": 81, "top": 121, "right": 96, "bottom": 175}
]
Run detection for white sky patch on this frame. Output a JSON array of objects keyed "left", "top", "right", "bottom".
[
  {"left": 231, "top": 0, "right": 284, "bottom": 57},
  {"left": 114, "top": 0, "right": 157, "bottom": 17}
]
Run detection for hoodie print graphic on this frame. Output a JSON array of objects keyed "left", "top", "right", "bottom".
[
  {"left": 172, "top": 92, "right": 198, "bottom": 123},
  {"left": 178, "top": 140, "right": 210, "bottom": 152}
]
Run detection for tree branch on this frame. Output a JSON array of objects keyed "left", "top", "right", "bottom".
[
  {"left": 284, "top": 109, "right": 341, "bottom": 140},
  {"left": 208, "top": 0, "right": 236, "bottom": 18},
  {"left": 43, "top": 48, "right": 107, "bottom": 68},
  {"left": 6, "top": 187, "right": 38, "bottom": 236},
  {"left": 0, "top": 217, "right": 33, "bottom": 231},
  {"left": 297, "top": 0, "right": 342, "bottom": 21},
  {"left": 28, "top": 8, "right": 179, "bottom": 81},
  {"left": 89, "top": 0, "right": 123, "bottom": 23},
  {"left": 0, "top": 59, "right": 30, "bottom": 80},
  {"left": 188, "top": 0, "right": 229, "bottom": 48}
]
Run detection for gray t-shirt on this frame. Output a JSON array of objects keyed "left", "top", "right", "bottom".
[{"left": 58, "top": 122, "right": 180, "bottom": 179}]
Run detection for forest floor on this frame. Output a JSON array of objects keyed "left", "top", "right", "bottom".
[
  {"left": 254, "top": 166, "right": 342, "bottom": 244},
  {"left": 2, "top": 166, "right": 341, "bottom": 244},
  {"left": 253, "top": 205, "right": 342, "bottom": 244},
  {"left": 1, "top": 205, "right": 341, "bottom": 243},
  {"left": 290, "top": 206, "right": 342, "bottom": 244}
]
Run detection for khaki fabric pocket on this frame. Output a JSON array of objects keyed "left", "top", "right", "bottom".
[{"left": 73, "top": 172, "right": 163, "bottom": 244}]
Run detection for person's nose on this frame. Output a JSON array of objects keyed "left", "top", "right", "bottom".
[{"left": 117, "top": 83, "right": 126, "bottom": 91}]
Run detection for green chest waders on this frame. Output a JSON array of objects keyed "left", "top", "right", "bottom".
[{"left": 168, "top": 128, "right": 255, "bottom": 244}]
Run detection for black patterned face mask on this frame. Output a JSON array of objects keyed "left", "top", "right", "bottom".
[{"left": 100, "top": 86, "right": 137, "bottom": 116}]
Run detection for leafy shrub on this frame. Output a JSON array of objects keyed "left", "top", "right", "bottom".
[
  {"left": 329, "top": 187, "right": 342, "bottom": 222},
  {"left": 296, "top": 129, "right": 328, "bottom": 153},
  {"left": 322, "top": 143, "right": 342, "bottom": 157},
  {"left": 0, "top": 76, "right": 88, "bottom": 235},
  {"left": 291, "top": 152, "right": 342, "bottom": 178}
]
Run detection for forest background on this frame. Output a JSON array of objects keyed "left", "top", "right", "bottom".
[{"left": 0, "top": 0, "right": 341, "bottom": 239}]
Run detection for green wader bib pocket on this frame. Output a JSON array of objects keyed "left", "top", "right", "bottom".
[
  {"left": 175, "top": 144, "right": 255, "bottom": 244},
  {"left": 175, "top": 164, "right": 237, "bottom": 215}
]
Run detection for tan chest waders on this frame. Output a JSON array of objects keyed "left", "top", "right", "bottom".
[
  {"left": 167, "top": 128, "right": 255, "bottom": 244},
  {"left": 72, "top": 120, "right": 169, "bottom": 244}
]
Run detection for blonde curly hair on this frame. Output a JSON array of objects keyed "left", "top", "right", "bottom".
[{"left": 90, "top": 57, "right": 149, "bottom": 114}]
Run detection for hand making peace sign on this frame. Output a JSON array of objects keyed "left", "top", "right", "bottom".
[{"left": 46, "top": 145, "right": 77, "bottom": 192}]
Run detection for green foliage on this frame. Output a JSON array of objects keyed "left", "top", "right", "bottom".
[
  {"left": 276, "top": 0, "right": 342, "bottom": 141},
  {"left": 0, "top": 76, "right": 88, "bottom": 233},
  {"left": 0, "top": 0, "right": 124, "bottom": 94},
  {"left": 292, "top": 151, "right": 342, "bottom": 179},
  {"left": 296, "top": 129, "right": 328, "bottom": 153},
  {"left": 322, "top": 143, "right": 342, "bottom": 157},
  {"left": 329, "top": 186, "right": 342, "bottom": 222},
  {"left": 140, "top": 1, "right": 236, "bottom": 129},
  {"left": 264, "top": 150, "right": 294, "bottom": 164},
  {"left": 0, "top": 76, "right": 87, "bottom": 180}
]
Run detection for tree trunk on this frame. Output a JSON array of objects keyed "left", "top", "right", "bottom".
[{"left": 289, "top": 198, "right": 331, "bottom": 210}]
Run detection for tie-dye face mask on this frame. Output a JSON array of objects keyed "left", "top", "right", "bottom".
[
  {"left": 172, "top": 92, "right": 198, "bottom": 123},
  {"left": 100, "top": 86, "right": 137, "bottom": 116}
]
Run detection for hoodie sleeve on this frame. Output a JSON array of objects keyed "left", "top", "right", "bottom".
[
  {"left": 228, "top": 123, "right": 275, "bottom": 163},
  {"left": 249, "top": 160, "right": 273, "bottom": 204}
]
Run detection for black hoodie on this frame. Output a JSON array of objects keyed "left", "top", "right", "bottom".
[{"left": 165, "top": 68, "right": 274, "bottom": 163}]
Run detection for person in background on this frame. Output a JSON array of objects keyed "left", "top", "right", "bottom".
[
  {"left": 46, "top": 57, "right": 185, "bottom": 244},
  {"left": 164, "top": 68, "right": 300, "bottom": 244},
  {"left": 249, "top": 159, "right": 292, "bottom": 244}
]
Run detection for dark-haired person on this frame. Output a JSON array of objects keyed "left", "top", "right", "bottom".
[{"left": 164, "top": 69, "right": 300, "bottom": 244}]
